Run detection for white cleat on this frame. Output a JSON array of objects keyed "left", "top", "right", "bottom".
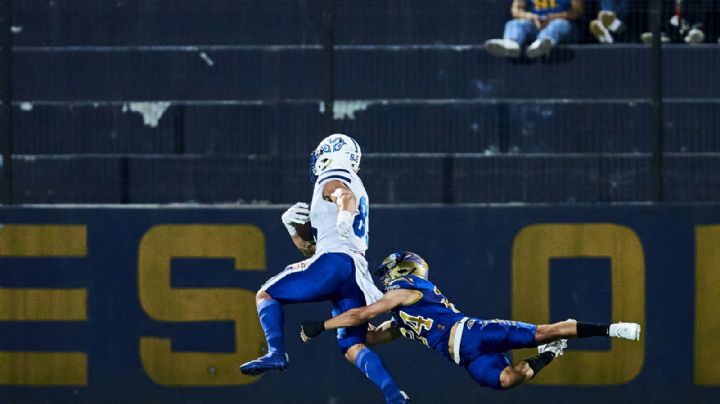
[
  {"left": 609, "top": 322, "right": 641, "bottom": 341},
  {"left": 537, "top": 338, "right": 567, "bottom": 357}
]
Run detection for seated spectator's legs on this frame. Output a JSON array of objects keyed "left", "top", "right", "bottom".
[
  {"left": 526, "top": 19, "right": 573, "bottom": 59},
  {"left": 592, "top": 0, "right": 628, "bottom": 43},
  {"left": 538, "top": 18, "right": 576, "bottom": 45},
  {"left": 484, "top": 19, "right": 537, "bottom": 58},
  {"left": 504, "top": 19, "right": 538, "bottom": 45}
]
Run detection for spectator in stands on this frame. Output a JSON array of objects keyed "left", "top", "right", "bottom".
[
  {"left": 485, "top": 0, "right": 584, "bottom": 59},
  {"left": 589, "top": 0, "right": 628, "bottom": 43},
  {"left": 641, "top": 0, "right": 709, "bottom": 44}
]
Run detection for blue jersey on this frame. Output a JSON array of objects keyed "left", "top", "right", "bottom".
[
  {"left": 527, "top": 0, "right": 571, "bottom": 17},
  {"left": 387, "top": 276, "right": 466, "bottom": 361}
]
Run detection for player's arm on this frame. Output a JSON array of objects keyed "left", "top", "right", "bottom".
[
  {"left": 365, "top": 320, "right": 402, "bottom": 346},
  {"left": 300, "top": 289, "right": 420, "bottom": 341},
  {"left": 322, "top": 179, "right": 356, "bottom": 240},
  {"left": 281, "top": 202, "right": 315, "bottom": 256},
  {"left": 291, "top": 233, "right": 315, "bottom": 257}
]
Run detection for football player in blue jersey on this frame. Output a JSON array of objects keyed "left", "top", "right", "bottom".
[
  {"left": 239, "top": 135, "right": 409, "bottom": 404},
  {"left": 301, "top": 251, "right": 641, "bottom": 390}
]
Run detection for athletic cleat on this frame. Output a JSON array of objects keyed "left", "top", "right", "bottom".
[
  {"left": 239, "top": 352, "right": 289, "bottom": 376},
  {"left": 609, "top": 322, "right": 641, "bottom": 341},
  {"left": 537, "top": 339, "right": 567, "bottom": 357},
  {"left": 387, "top": 390, "right": 411, "bottom": 404}
]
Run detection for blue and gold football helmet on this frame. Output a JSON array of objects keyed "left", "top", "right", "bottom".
[{"left": 375, "top": 251, "right": 430, "bottom": 289}]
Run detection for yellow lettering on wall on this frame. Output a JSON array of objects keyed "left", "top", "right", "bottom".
[
  {"left": 0, "top": 225, "right": 88, "bottom": 386},
  {"left": 138, "top": 224, "right": 266, "bottom": 386},
  {"left": 695, "top": 226, "right": 720, "bottom": 385},
  {"left": 512, "top": 223, "right": 645, "bottom": 385}
]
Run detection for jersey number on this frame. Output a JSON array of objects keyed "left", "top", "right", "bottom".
[
  {"left": 534, "top": 0, "right": 557, "bottom": 11},
  {"left": 399, "top": 311, "right": 433, "bottom": 334},
  {"left": 353, "top": 196, "right": 369, "bottom": 242}
]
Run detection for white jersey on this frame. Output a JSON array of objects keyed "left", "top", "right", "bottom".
[
  {"left": 310, "top": 165, "right": 369, "bottom": 255},
  {"left": 308, "top": 164, "right": 380, "bottom": 304}
]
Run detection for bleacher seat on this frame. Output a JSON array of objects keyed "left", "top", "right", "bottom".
[
  {"left": 8, "top": 0, "right": 720, "bottom": 204},
  {"left": 13, "top": 156, "right": 122, "bottom": 203}
]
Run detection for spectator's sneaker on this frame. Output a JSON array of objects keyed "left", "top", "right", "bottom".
[
  {"left": 239, "top": 352, "right": 289, "bottom": 376},
  {"left": 599, "top": 10, "right": 625, "bottom": 34},
  {"left": 609, "top": 322, "right": 641, "bottom": 341},
  {"left": 537, "top": 339, "right": 567, "bottom": 357},
  {"left": 685, "top": 28, "right": 705, "bottom": 44},
  {"left": 590, "top": 20, "right": 613, "bottom": 44},
  {"left": 641, "top": 32, "right": 671, "bottom": 44},
  {"left": 484, "top": 39, "right": 521, "bottom": 58},
  {"left": 525, "top": 38, "right": 553, "bottom": 59}
]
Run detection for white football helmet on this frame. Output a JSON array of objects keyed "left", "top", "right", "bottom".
[{"left": 309, "top": 134, "right": 362, "bottom": 183}]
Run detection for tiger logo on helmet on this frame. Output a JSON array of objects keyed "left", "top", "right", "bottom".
[{"left": 375, "top": 251, "right": 430, "bottom": 290}]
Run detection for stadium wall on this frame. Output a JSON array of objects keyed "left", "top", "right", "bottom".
[{"left": 1, "top": 205, "right": 719, "bottom": 403}]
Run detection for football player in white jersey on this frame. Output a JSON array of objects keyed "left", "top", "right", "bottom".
[{"left": 240, "top": 134, "right": 409, "bottom": 404}]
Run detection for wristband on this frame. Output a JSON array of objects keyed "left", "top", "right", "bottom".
[{"left": 301, "top": 320, "right": 326, "bottom": 338}]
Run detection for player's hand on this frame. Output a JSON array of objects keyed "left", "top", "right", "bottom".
[
  {"left": 336, "top": 210, "right": 354, "bottom": 241},
  {"left": 300, "top": 320, "right": 325, "bottom": 342},
  {"left": 530, "top": 14, "right": 543, "bottom": 29},
  {"left": 282, "top": 202, "right": 310, "bottom": 236}
]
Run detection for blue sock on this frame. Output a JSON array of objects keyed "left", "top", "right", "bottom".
[
  {"left": 354, "top": 347, "right": 402, "bottom": 401},
  {"left": 257, "top": 299, "right": 285, "bottom": 355}
]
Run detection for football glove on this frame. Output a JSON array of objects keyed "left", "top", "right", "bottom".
[
  {"left": 336, "top": 210, "right": 354, "bottom": 241},
  {"left": 282, "top": 202, "right": 310, "bottom": 236}
]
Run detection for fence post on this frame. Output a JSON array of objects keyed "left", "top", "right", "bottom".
[
  {"left": 0, "top": 0, "right": 13, "bottom": 205},
  {"left": 649, "top": 0, "right": 664, "bottom": 202},
  {"left": 323, "top": 0, "right": 335, "bottom": 136}
]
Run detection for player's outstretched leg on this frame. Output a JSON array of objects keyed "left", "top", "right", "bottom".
[
  {"left": 498, "top": 339, "right": 567, "bottom": 389},
  {"left": 346, "top": 344, "right": 409, "bottom": 404},
  {"left": 239, "top": 291, "right": 289, "bottom": 376},
  {"left": 535, "top": 319, "right": 641, "bottom": 345}
]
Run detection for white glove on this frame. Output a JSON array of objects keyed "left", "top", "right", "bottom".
[
  {"left": 336, "top": 210, "right": 355, "bottom": 241},
  {"left": 282, "top": 202, "right": 310, "bottom": 236}
]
